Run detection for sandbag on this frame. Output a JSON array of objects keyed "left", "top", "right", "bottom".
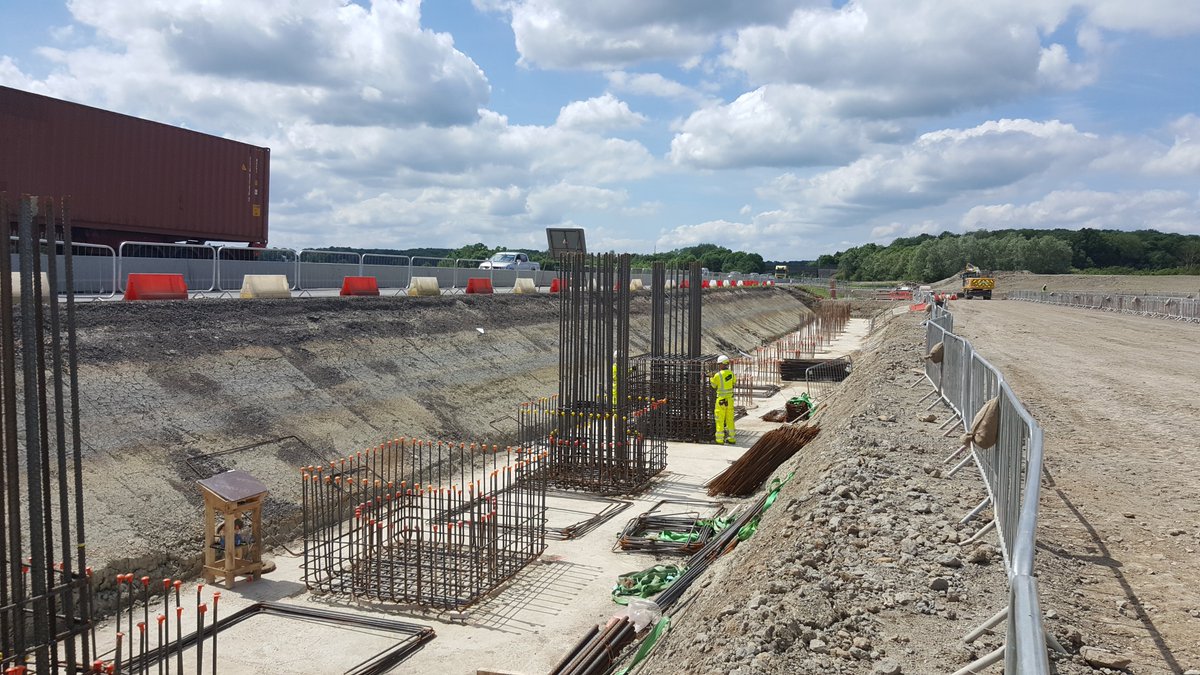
[
  {"left": 959, "top": 396, "right": 1001, "bottom": 449},
  {"left": 925, "top": 341, "right": 944, "bottom": 363}
]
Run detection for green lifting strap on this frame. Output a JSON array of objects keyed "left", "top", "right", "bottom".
[
  {"left": 614, "top": 615, "right": 672, "bottom": 675},
  {"left": 737, "top": 472, "right": 794, "bottom": 541},
  {"left": 612, "top": 564, "right": 686, "bottom": 605}
]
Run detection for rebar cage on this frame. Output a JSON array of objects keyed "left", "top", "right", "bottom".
[
  {"left": 0, "top": 194, "right": 95, "bottom": 671},
  {"left": 301, "top": 439, "right": 548, "bottom": 610}
]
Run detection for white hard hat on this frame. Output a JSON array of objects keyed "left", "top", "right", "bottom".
[
  {"left": 717, "top": 354, "right": 729, "bottom": 364},
  {"left": 613, "top": 350, "right": 619, "bottom": 359}
]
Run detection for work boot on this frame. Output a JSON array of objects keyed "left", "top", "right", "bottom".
[{"left": 714, "top": 438, "right": 725, "bottom": 445}]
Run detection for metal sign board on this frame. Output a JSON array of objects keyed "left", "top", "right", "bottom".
[{"left": 546, "top": 227, "right": 586, "bottom": 256}]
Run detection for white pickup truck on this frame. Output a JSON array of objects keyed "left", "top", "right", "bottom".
[{"left": 478, "top": 252, "right": 541, "bottom": 271}]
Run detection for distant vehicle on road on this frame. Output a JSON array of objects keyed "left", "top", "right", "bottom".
[{"left": 479, "top": 252, "right": 541, "bottom": 271}]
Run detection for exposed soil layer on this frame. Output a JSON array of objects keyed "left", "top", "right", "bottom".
[
  {"left": 950, "top": 300, "right": 1200, "bottom": 674},
  {"left": 72, "top": 290, "right": 810, "bottom": 596}
]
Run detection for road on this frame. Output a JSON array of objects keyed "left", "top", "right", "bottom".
[{"left": 950, "top": 299, "right": 1200, "bottom": 673}]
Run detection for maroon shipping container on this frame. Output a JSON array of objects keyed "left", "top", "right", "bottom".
[{"left": 0, "top": 86, "right": 269, "bottom": 247}]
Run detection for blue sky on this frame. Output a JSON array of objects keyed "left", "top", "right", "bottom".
[{"left": 2, "top": 1, "right": 1199, "bottom": 257}]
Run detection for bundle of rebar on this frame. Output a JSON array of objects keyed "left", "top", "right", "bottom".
[
  {"left": 707, "top": 425, "right": 820, "bottom": 497},
  {"left": 0, "top": 195, "right": 95, "bottom": 672},
  {"left": 300, "top": 438, "right": 547, "bottom": 610},
  {"left": 627, "top": 355, "right": 714, "bottom": 443},
  {"left": 548, "top": 617, "right": 638, "bottom": 675},
  {"left": 612, "top": 501, "right": 725, "bottom": 556}
]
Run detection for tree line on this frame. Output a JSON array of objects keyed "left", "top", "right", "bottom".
[{"left": 813, "top": 228, "right": 1200, "bottom": 282}]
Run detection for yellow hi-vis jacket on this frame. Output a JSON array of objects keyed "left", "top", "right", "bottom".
[{"left": 710, "top": 369, "right": 735, "bottom": 400}]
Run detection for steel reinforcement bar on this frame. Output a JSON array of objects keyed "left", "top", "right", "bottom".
[
  {"left": 300, "top": 438, "right": 548, "bottom": 610},
  {"left": 921, "top": 304, "right": 1054, "bottom": 674},
  {"left": 1007, "top": 289, "right": 1200, "bottom": 322}
]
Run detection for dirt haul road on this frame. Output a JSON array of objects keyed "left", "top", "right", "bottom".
[{"left": 950, "top": 299, "right": 1200, "bottom": 673}]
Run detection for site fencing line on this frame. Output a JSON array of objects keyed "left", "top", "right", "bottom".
[
  {"left": 922, "top": 303, "right": 1055, "bottom": 675},
  {"left": 1008, "top": 290, "right": 1200, "bottom": 322},
  {"left": 19, "top": 242, "right": 783, "bottom": 297}
]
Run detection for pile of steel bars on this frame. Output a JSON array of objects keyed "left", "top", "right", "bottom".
[
  {"left": 548, "top": 617, "right": 638, "bottom": 675},
  {"left": 300, "top": 438, "right": 547, "bottom": 610},
  {"left": 0, "top": 195, "right": 94, "bottom": 672},
  {"left": 613, "top": 500, "right": 725, "bottom": 555},
  {"left": 707, "top": 425, "right": 820, "bottom": 497}
]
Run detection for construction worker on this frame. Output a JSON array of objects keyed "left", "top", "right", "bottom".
[
  {"left": 612, "top": 350, "right": 619, "bottom": 408},
  {"left": 710, "top": 355, "right": 736, "bottom": 444}
]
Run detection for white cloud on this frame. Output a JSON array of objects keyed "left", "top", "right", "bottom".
[
  {"left": 1144, "top": 115, "right": 1200, "bottom": 176},
  {"left": 29, "top": 0, "right": 491, "bottom": 128},
  {"left": 556, "top": 94, "right": 646, "bottom": 132},
  {"left": 723, "top": 1, "right": 1098, "bottom": 118},
  {"left": 605, "top": 71, "right": 713, "bottom": 104},
  {"left": 478, "top": 0, "right": 797, "bottom": 69},
  {"left": 961, "top": 189, "right": 1200, "bottom": 233},
  {"left": 668, "top": 84, "right": 905, "bottom": 169},
  {"left": 761, "top": 119, "right": 1105, "bottom": 218}
]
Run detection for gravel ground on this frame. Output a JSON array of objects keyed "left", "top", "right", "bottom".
[{"left": 638, "top": 312, "right": 1018, "bottom": 674}]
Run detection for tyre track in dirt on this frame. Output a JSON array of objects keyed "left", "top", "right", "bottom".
[{"left": 950, "top": 299, "right": 1200, "bottom": 674}]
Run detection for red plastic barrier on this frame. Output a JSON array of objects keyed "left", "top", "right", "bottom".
[
  {"left": 339, "top": 276, "right": 380, "bottom": 296},
  {"left": 549, "top": 278, "right": 561, "bottom": 293},
  {"left": 123, "top": 273, "right": 187, "bottom": 301},
  {"left": 910, "top": 303, "right": 928, "bottom": 312},
  {"left": 466, "top": 277, "right": 494, "bottom": 294},
  {"left": 701, "top": 280, "right": 711, "bottom": 288}
]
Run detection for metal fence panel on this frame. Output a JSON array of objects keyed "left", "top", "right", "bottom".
[
  {"left": 1009, "top": 290, "right": 1200, "bottom": 322},
  {"left": 361, "top": 254, "right": 411, "bottom": 290},
  {"left": 297, "top": 250, "right": 361, "bottom": 290},
  {"left": 118, "top": 241, "right": 216, "bottom": 292},
  {"left": 216, "top": 246, "right": 298, "bottom": 291},
  {"left": 410, "top": 257, "right": 456, "bottom": 290}
]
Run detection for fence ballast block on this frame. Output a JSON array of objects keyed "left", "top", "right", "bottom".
[
  {"left": 239, "top": 274, "right": 292, "bottom": 299},
  {"left": 9, "top": 272, "right": 51, "bottom": 301},
  {"left": 340, "top": 276, "right": 380, "bottom": 297},
  {"left": 512, "top": 278, "right": 537, "bottom": 294},
  {"left": 124, "top": 273, "right": 187, "bottom": 301},
  {"left": 407, "top": 276, "right": 441, "bottom": 297},
  {"left": 465, "top": 277, "right": 494, "bottom": 294}
]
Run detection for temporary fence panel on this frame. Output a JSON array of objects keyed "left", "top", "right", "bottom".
[
  {"left": 923, "top": 307, "right": 1050, "bottom": 675},
  {"left": 490, "top": 268, "right": 519, "bottom": 290},
  {"left": 9, "top": 239, "right": 117, "bottom": 296},
  {"left": 297, "top": 250, "right": 361, "bottom": 290},
  {"left": 453, "top": 259, "right": 490, "bottom": 292},
  {"left": 409, "top": 257, "right": 457, "bottom": 291},
  {"left": 118, "top": 241, "right": 216, "bottom": 292},
  {"left": 361, "top": 254, "right": 411, "bottom": 291},
  {"left": 216, "top": 246, "right": 298, "bottom": 292},
  {"left": 1009, "top": 290, "right": 1200, "bottom": 322}
]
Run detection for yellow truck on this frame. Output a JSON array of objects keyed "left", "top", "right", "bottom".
[
  {"left": 960, "top": 264, "right": 995, "bottom": 299},
  {"left": 774, "top": 264, "right": 788, "bottom": 279}
]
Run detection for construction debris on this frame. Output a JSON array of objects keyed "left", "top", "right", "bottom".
[{"left": 707, "top": 425, "right": 820, "bottom": 497}]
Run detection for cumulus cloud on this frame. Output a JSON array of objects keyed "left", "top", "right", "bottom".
[
  {"left": 759, "top": 119, "right": 1106, "bottom": 219},
  {"left": 961, "top": 189, "right": 1200, "bottom": 233},
  {"left": 605, "top": 71, "right": 712, "bottom": 104},
  {"left": 722, "top": 1, "right": 1099, "bottom": 119},
  {"left": 556, "top": 94, "right": 646, "bottom": 132},
  {"left": 669, "top": 84, "right": 905, "bottom": 169},
  {"left": 1144, "top": 115, "right": 1200, "bottom": 176},
  {"left": 477, "top": 0, "right": 797, "bottom": 69}
]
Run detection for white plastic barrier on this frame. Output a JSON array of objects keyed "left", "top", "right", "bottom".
[
  {"left": 239, "top": 275, "right": 293, "bottom": 299},
  {"left": 630, "top": 278, "right": 644, "bottom": 291},
  {"left": 512, "top": 278, "right": 538, "bottom": 295},
  {"left": 10, "top": 272, "right": 50, "bottom": 301},
  {"left": 408, "top": 277, "right": 442, "bottom": 297}
]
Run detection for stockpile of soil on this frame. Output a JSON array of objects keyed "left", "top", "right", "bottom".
[{"left": 638, "top": 313, "right": 1019, "bottom": 674}]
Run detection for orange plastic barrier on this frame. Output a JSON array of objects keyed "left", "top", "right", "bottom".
[
  {"left": 910, "top": 303, "right": 928, "bottom": 312},
  {"left": 123, "top": 273, "right": 187, "bottom": 301},
  {"left": 466, "top": 278, "right": 494, "bottom": 294},
  {"left": 340, "top": 276, "right": 380, "bottom": 296}
]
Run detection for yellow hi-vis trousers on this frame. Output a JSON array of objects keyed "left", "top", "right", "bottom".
[{"left": 714, "top": 396, "right": 735, "bottom": 443}]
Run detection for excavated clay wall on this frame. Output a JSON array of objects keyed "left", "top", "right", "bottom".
[{"left": 73, "top": 290, "right": 811, "bottom": 585}]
